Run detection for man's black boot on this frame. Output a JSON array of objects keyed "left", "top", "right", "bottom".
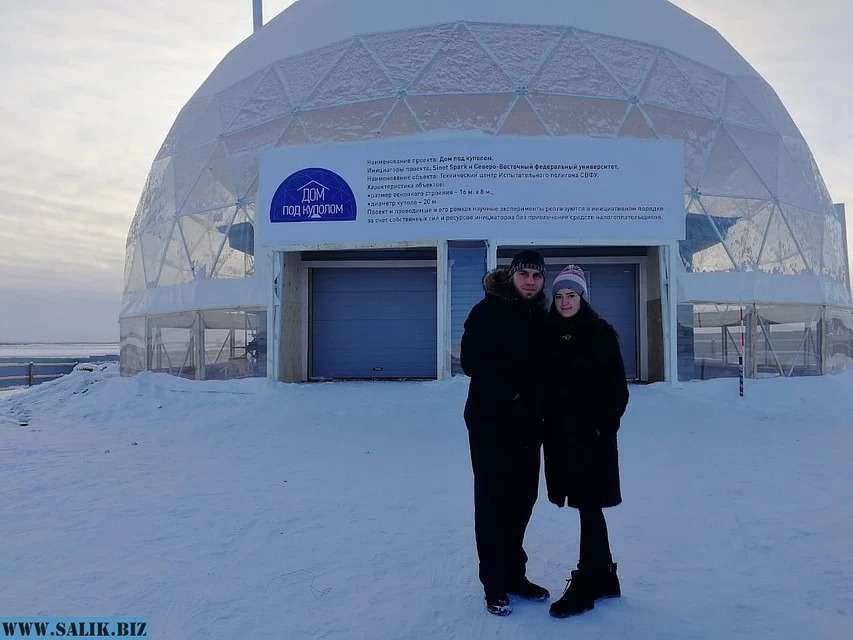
[
  {"left": 549, "top": 570, "right": 594, "bottom": 618},
  {"left": 507, "top": 577, "right": 550, "bottom": 602},
  {"left": 589, "top": 562, "right": 621, "bottom": 600},
  {"left": 484, "top": 590, "right": 511, "bottom": 616}
]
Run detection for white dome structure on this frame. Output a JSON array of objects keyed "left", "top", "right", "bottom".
[{"left": 120, "top": 0, "right": 853, "bottom": 382}]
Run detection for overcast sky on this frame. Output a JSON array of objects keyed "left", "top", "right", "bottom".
[{"left": 0, "top": 0, "right": 850, "bottom": 342}]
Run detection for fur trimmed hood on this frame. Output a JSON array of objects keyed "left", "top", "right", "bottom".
[{"left": 483, "top": 269, "right": 546, "bottom": 306}]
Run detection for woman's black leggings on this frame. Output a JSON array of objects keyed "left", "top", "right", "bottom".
[{"left": 578, "top": 508, "right": 613, "bottom": 572}]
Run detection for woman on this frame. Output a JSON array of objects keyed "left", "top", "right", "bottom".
[{"left": 543, "top": 265, "right": 629, "bottom": 618}]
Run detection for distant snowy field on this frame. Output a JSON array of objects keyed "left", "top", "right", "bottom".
[
  {"left": 2, "top": 366, "right": 852, "bottom": 639},
  {"left": 0, "top": 343, "right": 118, "bottom": 358}
]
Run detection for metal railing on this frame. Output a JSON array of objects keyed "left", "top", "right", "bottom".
[{"left": 0, "top": 356, "right": 119, "bottom": 389}]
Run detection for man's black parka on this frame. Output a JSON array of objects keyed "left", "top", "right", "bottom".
[{"left": 461, "top": 269, "right": 547, "bottom": 443}]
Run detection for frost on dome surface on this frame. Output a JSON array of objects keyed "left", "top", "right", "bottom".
[{"left": 122, "top": 16, "right": 850, "bottom": 308}]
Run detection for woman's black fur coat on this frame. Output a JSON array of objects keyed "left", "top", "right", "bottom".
[{"left": 543, "top": 299, "right": 629, "bottom": 509}]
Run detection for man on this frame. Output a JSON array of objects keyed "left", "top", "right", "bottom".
[{"left": 460, "top": 249, "right": 550, "bottom": 616}]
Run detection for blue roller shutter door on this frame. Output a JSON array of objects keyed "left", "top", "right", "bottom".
[
  {"left": 311, "top": 268, "right": 437, "bottom": 379},
  {"left": 546, "top": 263, "right": 639, "bottom": 380}
]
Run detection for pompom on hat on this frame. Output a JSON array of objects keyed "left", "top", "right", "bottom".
[{"left": 552, "top": 265, "right": 588, "bottom": 298}]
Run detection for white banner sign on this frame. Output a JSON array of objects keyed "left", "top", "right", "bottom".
[{"left": 258, "top": 135, "right": 684, "bottom": 248}]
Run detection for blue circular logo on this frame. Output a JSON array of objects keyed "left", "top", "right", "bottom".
[{"left": 270, "top": 168, "right": 357, "bottom": 223}]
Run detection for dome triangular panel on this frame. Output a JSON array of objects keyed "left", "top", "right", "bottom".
[
  {"left": 306, "top": 39, "right": 396, "bottom": 109},
  {"left": 780, "top": 203, "right": 824, "bottom": 273},
  {"left": 715, "top": 199, "right": 774, "bottom": 270},
  {"left": 530, "top": 30, "right": 625, "bottom": 98},
  {"left": 528, "top": 95, "right": 627, "bottom": 136},
  {"left": 182, "top": 207, "right": 237, "bottom": 280},
  {"left": 158, "top": 223, "right": 194, "bottom": 286},
  {"left": 668, "top": 52, "right": 727, "bottom": 117},
  {"left": 700, "top": 130, "right": 771, "bottom": 199},
  {"left": 216, "top": 70, "right": 266, "bottom": 132},
  {"left": 227, "top": 68, "right": 292, "bottom": 132},
  {"left": 758, "top": 207, "right": 808, "bottom": 275},
  {"left": 468, "top": 23, "right": 565, "bottom": 88},
  {"left": 618, "top": 106, "right": 656, "bottom": 138},
  {"left": 276, "top": 40, "right": 351, "bottom": 105},
  {"left": 214, "top": 205, "right": 255, "bottom": 279},
  {"left": 381, "top": 100, "right": 423, "bottom": 136},
  {"left": 362, "top": 23, "right": 455, "bottom": 89},
  {"left": 643, "top": 106, "right": 717, "bottom": 185},
  {"left": 641, "top": 52, "right": 714, "bottom": 117},
  {"left": 723, "top": 79, "right": 771, "bottom": 130},
  {"left": 409, "top": 24, "right": 514, "bottom": 94},
  {"left": 407, "top": 94, "right": 514, "bottom": 133},
  {"left": 173, "top": 143, "right": 218, "bottom": 214},
  {"left": 576, "top": 30, "right": 657, "bottom": 96},
  {"left": 498, "top": 97, "right": 548, "bottom": 136}
]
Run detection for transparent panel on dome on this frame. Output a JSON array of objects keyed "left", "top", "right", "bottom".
[
  {"left": 410, "top": 24, "right": 513, "bottom": 95},
  {"left": 202, "top": 309, "right": 267, "bottom": 380},
  {"left": 778, "top": 136, "right": 828, "bottom": 213},
  {"left": 530, "top": 31, "right": 623, "bottom": 99},
  {"left": 449, "top": 242, "right": 486, "bottom": 374},
  {"left": 124, "top": 241, "right": 147, "bottom": 293},
  {"left": 222, "top": 116, "right": 292, "bottom": 155},
  {"left": 779, "top": 204, "right": 824, "bottom": 274},
  {"left": 576, "top": 30, "right": 658, "bottom": 97},
  {"left": 215, "top": 204, "right": 255, "bottom": 279},
  {"left": 527, "top": 95, "right": 626, "bottom": 137},
  {"left": 826, "top": 307, "right": 853, "bottom": 372},
  {"left": 822, "top": 213, "right": 848, "bottom": 282},
  {"left": 754, "top": 305, "right": 821, "bottom": 377},
  {"left": 148, "top": 312, "right": 198, "bottom": 379},
  {"left": 301, "top": 99, "right": 395, "bottom": 141},
  {"left": 710, "top": 198, "right": 773, "bottom": 271},
  {"left": 668, "top": 53, "right": 726, "bottom": 117},
  {"left": 361, "top": 23, "right": 456, "bottom": 89},
  {"left": 643, "top": 106, "right": 717, "bottom": 186},
  {"left": 641, "top": 52, "right": 712, "bottom": 117},
  {"left": 158, "top": 222, "right": 194, "bottom": 287},
  {"left": 756, "top": 207, "right": 807, "bottom": 275},
  {"left": 682, "top": 303, "right": 747, "bottom": 380},
  {"left": 407, "top": 94, "right": 514, "bottom": 133},
  {"left": 228, "top": 67, "right": 292, "bottom": 131},
  {"left": 120, "top": 317, "right": 146, "bottom": 375},
  {"left": 469, "top": 23, "right": 564, "bottom": 88},
  {"left": 381, "top": 100, "right": 424, "bottom": 136},
  {"left": 180, "top": 206, "right": 238, "bottom": 280},
  {"left": 276, "top": 39, "right": 352, "bottom": 106},
  {"left": 680, "top": 198, "right": 734, "bottom": 272},
  {"left": 172, "top": 142, "right": 217, "bottom": 214},
  {"left": 700, "top": 130, "right": 771, "bottom": 200},
  {"left": 726, "top": 125, "right": 780, "bottom": 196},
  {"left": 139, "top": 218, "right": 176, "bottom": 287},
  {"left": 307, "top": 40, "right": 395, "bottom": 109}
]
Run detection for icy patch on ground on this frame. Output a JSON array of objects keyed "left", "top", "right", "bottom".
[{"left": 1, "top": 367, "right": 852, "bottom": 639}]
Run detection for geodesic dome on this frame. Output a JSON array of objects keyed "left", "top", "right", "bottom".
[{"left": 122, "top": 0, "right": 851, "bottom": 318}]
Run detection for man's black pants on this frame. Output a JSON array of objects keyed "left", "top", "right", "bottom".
[{"left": 468, "top": 431, "right": 540, "bottom": 594}]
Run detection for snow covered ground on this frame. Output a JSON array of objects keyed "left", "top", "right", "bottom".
[{"left": 2, "top": 366, "right": 852, "bottom": 639}]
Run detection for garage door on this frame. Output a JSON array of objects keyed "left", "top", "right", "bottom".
[
  {"left": 546, "top": 263, "right": 639, "bottom": 380},
  {"left": 310, "top": 267, "right": 437, "bottom": 379}
]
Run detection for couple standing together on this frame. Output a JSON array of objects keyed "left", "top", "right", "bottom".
[{"left": 461, "top": 250, "right": 630, "bottom": 618}]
